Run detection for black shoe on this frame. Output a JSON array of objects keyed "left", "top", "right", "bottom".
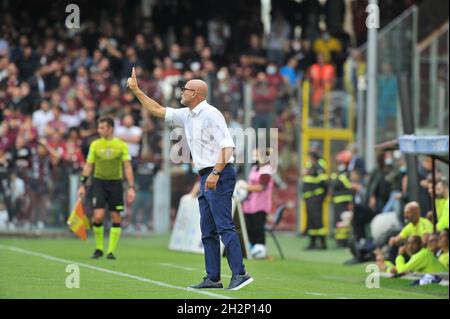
[
  {"left": 226, "top": 273, "right": 254, "bottom": 291},
  {"left": 188, "top": 277, "right": 223, "bottom": 289},
  {"left": 90, "top": 249, "right": 103, "bottom": 259},
  {"left": 106, "top": 253, "right": 116, "bottom": 260}
]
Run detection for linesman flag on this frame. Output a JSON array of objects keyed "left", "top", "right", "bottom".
[{"left": 67, "top": 199, "right": 90, "bottom": 240}]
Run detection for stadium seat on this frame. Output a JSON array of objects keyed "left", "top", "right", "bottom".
[{"left": 265, "top": 204, "right": 287, "bottom": 259}]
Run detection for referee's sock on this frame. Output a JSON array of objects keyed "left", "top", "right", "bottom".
[
  {"left": 107, "top": 223, "right": 122, "bottom": 255},
  {"left": 93, "top": 223, "right": 104, "bottom": 252}
]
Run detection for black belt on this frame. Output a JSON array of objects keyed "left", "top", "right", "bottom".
[{"left": 198, "top": 164, "right": 231, "bottom": 177}]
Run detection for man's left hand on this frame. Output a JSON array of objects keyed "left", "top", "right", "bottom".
[
  {"left": 127, "top": 187, "right": 136, "bottom": 203},
  {"left": 205, "top": 174, "right": 219, "bottom": 192}
]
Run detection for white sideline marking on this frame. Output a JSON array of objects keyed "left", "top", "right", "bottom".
[
  {"left": 0, "top": 245, "right": 233, "bottom": 299},
  {"left": 304, "top": 292, "right": 328, "bottom": 296},
  {"left": 160, "top": 263, "right": 232, "bottom": 278}
]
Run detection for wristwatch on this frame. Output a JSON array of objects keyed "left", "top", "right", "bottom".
[{"left": 211, "top": 169, "right": 221, "bottom": 176}]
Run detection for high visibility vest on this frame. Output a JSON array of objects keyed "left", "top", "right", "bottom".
[
  {"left": 330, "top": 172, "right": 353, "bottom": 204},
  {"left": 303, "top": 165, "right": 328, "bottom": 199}
]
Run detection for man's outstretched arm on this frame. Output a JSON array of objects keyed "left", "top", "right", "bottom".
[{"left": 127, "top": 67, "right": 166, "bottom": 119}]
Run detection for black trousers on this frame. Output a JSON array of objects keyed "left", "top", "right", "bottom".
[
  {"left": 244, "top": 211, "right": 267, "bottom": 245},
  {"left": 305, "top": 195, "right": 325, "bottom": 232},
  {"left": 352, "top": 204, "right": 377, "bottom": 241}
]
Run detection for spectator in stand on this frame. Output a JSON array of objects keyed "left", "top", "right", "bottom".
[
  {"left": 252, "top": 71, "right": 277, "bottom": 140},
  {"left": 207, "top": 16, "right": 231, "bottom": 58},
  {"left": 308, "top": 53, "right": 335, "bottom": 119},
  {"left": 32, "top": 99, "right": 54, "bottom": 137},
  {"left": 64, "top": 127, "right": 85, "bottom": 173},
  {"left": 280, "top": 56, "right": 302, "bottom": 91},
  {"left": 46, "top": 106, "right": 68, "bottom": 137},
  {"left": 301, "top": 0, "right": 322, "bottom": 42},
  {"left": 324, "top": 0, "right": 346, "bottom": 35},
  {"left": 313, "top": 28, "right": 342, "bottom": 66},
  {"left": 115, "top": 114, "right": 143, "bottom": 167},
  {"left": 61, "top": 97, "right": 83, "bottom": 129},
  {"left": 347, "top": 143, "right": 366, "bottom": 177},
  {"left": 242, "top": 34, "right": 267, "bottom": 74},
  {"left": 266, "top": 62, "right": 291, "bottom": 115},
  {"left": 79, "top": 108, "right": 98, "bottom": 157},
  {"left": 266, "top": 11, "right": 291, "bottom": 67}
]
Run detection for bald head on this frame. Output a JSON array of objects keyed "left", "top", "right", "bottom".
[
  {"left": 187, "top": 79, "right": 208, "bottom": 98},
  {"left": 404, "top": 201, "right": 421, "bottom": 224},
  {"left": 181, "top": 79, "right": 208, "bottom": 108}
]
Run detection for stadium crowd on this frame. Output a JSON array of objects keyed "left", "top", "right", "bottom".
[
  {"left": 0, "top": 0, "right": 360, "bottom": 230},
  {"left": 0, "top": 0, "right": 442, "bottom": 275}
]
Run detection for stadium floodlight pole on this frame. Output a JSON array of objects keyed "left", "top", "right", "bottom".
[{"left": 365, "top": 0, "right": 378, "bottom": 172}]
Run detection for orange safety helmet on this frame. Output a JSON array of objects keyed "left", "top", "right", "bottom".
[{"left": 336, "top": 150, "right": 352, "bottom": 164}]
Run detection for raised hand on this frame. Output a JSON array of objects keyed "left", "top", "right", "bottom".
[{"left": 127, "top": 67, "right": 139, "bottom": 93}]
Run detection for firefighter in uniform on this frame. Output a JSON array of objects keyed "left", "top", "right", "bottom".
[
  {"left": 302, "top": 151, "right": 328, "bottom": 250},
  {"left": 329, "top": 151, "right": 353, "bottom": 247}
]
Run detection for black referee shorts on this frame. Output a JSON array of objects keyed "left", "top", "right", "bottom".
[{"left": 92, "top": 178, "right": 124, "bottom": 213}]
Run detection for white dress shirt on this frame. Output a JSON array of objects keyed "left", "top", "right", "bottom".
[{"left": 165, "top": 100, "right": 235, "bottom": 170}]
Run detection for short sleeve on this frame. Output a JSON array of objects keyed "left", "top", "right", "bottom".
[
  {"left": 399, "top": 224, "right": 411, "bottom": 239},
  {"left": 121, "top": 142, "right": 131, "bottom": 161},
  {"left": 423, "top": 219, "right": 433, "bottom": 235},
  {"left": 86, "top": 142, "right": 96, "bottom": 164},
  {"left": 259, "top": 174, "right": 271, "bottom": 186},
  {"left": 165, "top": 107, "right": 188, "bottom": 127},
  {"left": 210, "top": 110, "right": 235, "bottom": 149}
]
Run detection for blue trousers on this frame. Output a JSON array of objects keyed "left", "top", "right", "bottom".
[{"left": 198, "top": 165, "right": 246, "bottom": 282}]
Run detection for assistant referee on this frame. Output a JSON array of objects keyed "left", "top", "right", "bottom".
[
  {"left": 78, "top": 116, "right": 136, "bottom": 259},
  {"left": 127, "top": 67, "right": 253, "bottom": 290}
]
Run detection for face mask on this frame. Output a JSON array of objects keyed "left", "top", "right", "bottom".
[
  {"left": 322, "top": 33, "right": 330, "bottom": 40},
  {"left": 217, "top": 71, "right": 226, "bottom": 80},
  {"left": 192, "top": 167, "right": 199, "bottom": 174},
  {"left": 399, "top": 166, "right": 407, "bottom": 173},
  {"left": 292, "top": 42, "right": 302, "bottom": 51},
  {"left": 338, "top": 164, "right": 346, "bottom": 172},
  {"left": 385, "top": 158, "right": 393, "bottom": 166},
  {"left": 266, "top": 66, "right": 276, "bottom": 75}
]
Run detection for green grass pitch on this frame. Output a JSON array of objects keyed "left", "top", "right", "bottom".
[{"left": 0, "top": 234, "right": 448, "bottom": 299}]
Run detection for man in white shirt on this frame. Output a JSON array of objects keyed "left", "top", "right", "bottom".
[
  {"left": 127, "top": 67, "right": 253, "bottom": 291},
  {"left": 115, "top": 115, "right": 143, "bottom": 160},
  {"left": 32, "top": 99, "right": 54, "bottom": 137}
]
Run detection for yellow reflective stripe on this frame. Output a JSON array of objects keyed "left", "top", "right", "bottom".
[
  {"left": 335, "top": 227, "right": 350, "bottom": 239},
  {"left": 338, "top": 174, "right": 352, "bottom": 189},
  {"left": 303, "top": 191, "right": 314, "bottom": 199},
  {"left": 308, "top": 228, "right": 327, "bottom": 236},
  {"left": 333, "top": 195, "right": 353, "bottom": 204},
  {"left": 314, "top": 188, "right": 325, "bottom": 195},
  {"left": 304, "top": 176, "right": 322, "bottom": 183}
]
